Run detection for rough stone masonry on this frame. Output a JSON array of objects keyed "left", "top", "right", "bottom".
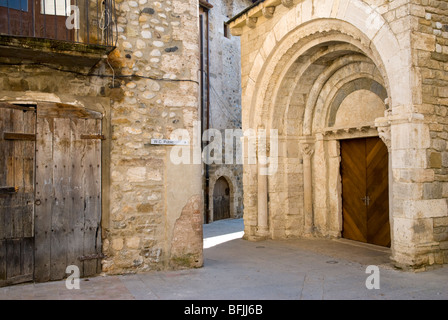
[{"left": 0, "top": 0, "right": 204, "bottom": 277}]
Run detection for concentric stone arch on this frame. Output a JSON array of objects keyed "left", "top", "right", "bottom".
[{"left": 245, "top": 9, "right": 411, "bottom": 132}]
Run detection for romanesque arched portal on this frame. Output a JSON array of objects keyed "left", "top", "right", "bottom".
[{"left": 230, "top": 0, "right": 448, "bottom": 270}]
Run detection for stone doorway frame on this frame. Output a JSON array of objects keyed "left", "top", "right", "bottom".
[{"left": 207, "top": 167, "right": 238, "bottom": 223}]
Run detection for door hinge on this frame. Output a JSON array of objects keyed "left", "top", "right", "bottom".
[
  {"left": 0, "top": 186, "right": 19, "bottom": 194},
  {"left": 3, "top": 132, "right": 36, "bottom": 141},
  {"left": 78, "top": 253, "right": 105, "bottom": 261},
  {"left": 81, "top": 134, "right": 106, "bottom": 140}
]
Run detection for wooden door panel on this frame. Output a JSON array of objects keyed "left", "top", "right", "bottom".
[
  {"left": 66, "top": 118, "right": 85, "bottom": 276},
  {"left": 34, "top": 116, "right": 53, "bottom": 282},
  {"left": 82, "top": 118, "right": 102, "bottom": 277},
  {"left": 366, "top": 138, "right": 390, "bottom": 247},
  {"left": 0, "top": 103, "right": 35, "bottom": 287},
  {"left": 50, "top": 117, "right": 71, "bottom": 280},
  {"left": 213, "top": 177, "right": 230, "bottom": 221},
  {"left": 34, "top": 104, "right": 102, "bottom": 282},
  {"left": 341, "top": 139, "right": 367, "bottom": 243}
]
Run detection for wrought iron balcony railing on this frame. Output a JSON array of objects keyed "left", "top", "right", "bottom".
[{"left": 0, "top": 0, "right": 117, "bottom": 47}]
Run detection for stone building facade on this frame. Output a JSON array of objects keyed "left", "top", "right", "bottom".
[
  {"left": 0, "top": 0, "right": 204, "bottom": 285},
  {"left": 201, "top": 0, "right": 252, "bottom": 224},
  {"left": 229, "top": 0, "right": 448, "bottom": 271}
]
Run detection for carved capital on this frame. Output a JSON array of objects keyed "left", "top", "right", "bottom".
[
  {"left": 300, "top": 143, "right": 314, "bottom": 159},
  {"left": 262, "top": 6, "right": 275, "bottom": 19},
  {"left": 378, "top": 126, "right": 391, "bottom": 151}
]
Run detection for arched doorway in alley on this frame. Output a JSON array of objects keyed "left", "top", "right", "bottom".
[{"left": 212, "top": 176, "right": 231, "bottom": 221}]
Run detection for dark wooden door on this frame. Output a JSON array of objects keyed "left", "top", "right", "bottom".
[
  {"left": 341, "top": 137, "right": 390, "bottom": 247},
  {"left": 0, "top": 103, "right": 36, "bottom": 287},
  {"left": 213, "top": 177, "right": 230, "bottom": 221},
  {"left": 34, "top": 103, "right": 102, "bottom": 282}
]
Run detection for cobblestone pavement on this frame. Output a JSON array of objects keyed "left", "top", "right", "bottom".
[{"left": 1, "top": 218, "right": 447, "bottom": 300}]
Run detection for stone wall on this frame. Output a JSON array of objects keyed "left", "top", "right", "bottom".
[
  {"left": 0, "top": 0, "right": 204, "bottom": 276},
  {"left": 103, "top": 0, "right": 203, "bottom": 273},
  {"left": 405, "top": 0, "right": 448, "bottom": 266}
]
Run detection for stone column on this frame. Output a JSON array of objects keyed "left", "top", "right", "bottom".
[
  {"left": 257, "top": 135, "right": 269, "bottom": 238},
  {"left": 300, "top": 142, "right": 314, "bottom": 235},
  {"left": 377, "top": 122, "right": 393, "bottom": 253}
]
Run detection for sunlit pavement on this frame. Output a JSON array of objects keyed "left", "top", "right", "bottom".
[{"left": 1, "top": 218, "right": 447, "bottom": 300}]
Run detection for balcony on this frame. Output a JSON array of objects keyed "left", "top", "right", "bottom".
[{"left": 0, "top": 0, "right": 117, "bottom": 67}]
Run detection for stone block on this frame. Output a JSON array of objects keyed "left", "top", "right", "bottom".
[
  {"left": 403, "top": 199, "right": 448, "bottom": 219},
  {"left": 393, "top": 217, "right": 414, "bottom": 243},
  {"left": 433, "top": 227, "right": 448, "bottom": 242},
  {"left": 392, "top": 149, "right": 427, "bottom": 169},
  {"left": 429, "top": 152, "right": 442, "bottom": 168},
  {"left": 412, "top": 31, "right": 436, "bottom": 51},
  {"left": 111, "top": 238, "right": 124, "bottom": 251},
  {"left": 440, "top": 241, "right": 448, "bottom": 250},
  {"left": 127, "top": 167, "right": 147, "bottom": 182},
  {"left": 126, "top": 237, "right": 141, "bottom": 249},
  {"left": 423, "top": 182, "right": 443, "bottom": 199},
  {"left": 393, "top": 182, "right": 423, "bottom": 200},
  {"left": 392, "top": 122, "right": 430, "bottom": 150},
  {"left": 434, "top": 216, "right": 448, "bottom": 227}
]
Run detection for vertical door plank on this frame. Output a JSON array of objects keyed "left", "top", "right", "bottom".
[
  {"left": 366, "top": 138, "right": 390, "bottom": 247},
  {"left": 50, "top": 118, "right": 71, "bottom": 281},
  {"left": 6, "top": 239, "right": 21, "bottom": 278},
  {"left": 83, "top": 118, "right": 102, "bottom": 276},
  {"left": 0, "top": 240, "right": 5, "bottom": 281},
  {"left": 94, "top": 119, "right": 103, "bottom": 273},
  {"left": 2, "top": 108, "right": 14, "bottom": 241},
  {"left": 22, "top": 237, "right": 34, "bottom": 276},
  {"left": 0, "top": 107, "right": 6, "bottom": 245},
  {"left": 67, "top": 118, "right": 85, "bottom": 274},
  {"left": 5, "top": 108, "right": 14, "bottom": 188},
  {"left": 0, "top": 107, "right": 6, "bottom": 244},
  {"left": 34, "top": 116, "right": 54, "bottom": 282},
  {"left": 341, "top": 139, "right": 368, "bottom": 243},
  {"left": 22, "top": 109, "right": 36, "bottom": 238},
  {"left": 0, "top": 104, "right": 35, "bottom": 286},
  {"left": 12, "top": 109, "right": 24, "bottom": 240}
]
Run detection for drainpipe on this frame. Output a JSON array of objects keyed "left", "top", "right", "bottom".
[{"left": 199, "top": 2, "right": 212, "bottom": 224}]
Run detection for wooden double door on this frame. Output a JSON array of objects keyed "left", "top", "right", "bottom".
[
  {"left": 340, "top": 137, "right": 391, "bottom": 247},
  {"left": 0, "top": 102, "right": 102, "bottom": 287}
]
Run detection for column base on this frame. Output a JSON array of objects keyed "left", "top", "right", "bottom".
[{"left": 255, "top": 226, "right": 269, "bottom": 240}]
